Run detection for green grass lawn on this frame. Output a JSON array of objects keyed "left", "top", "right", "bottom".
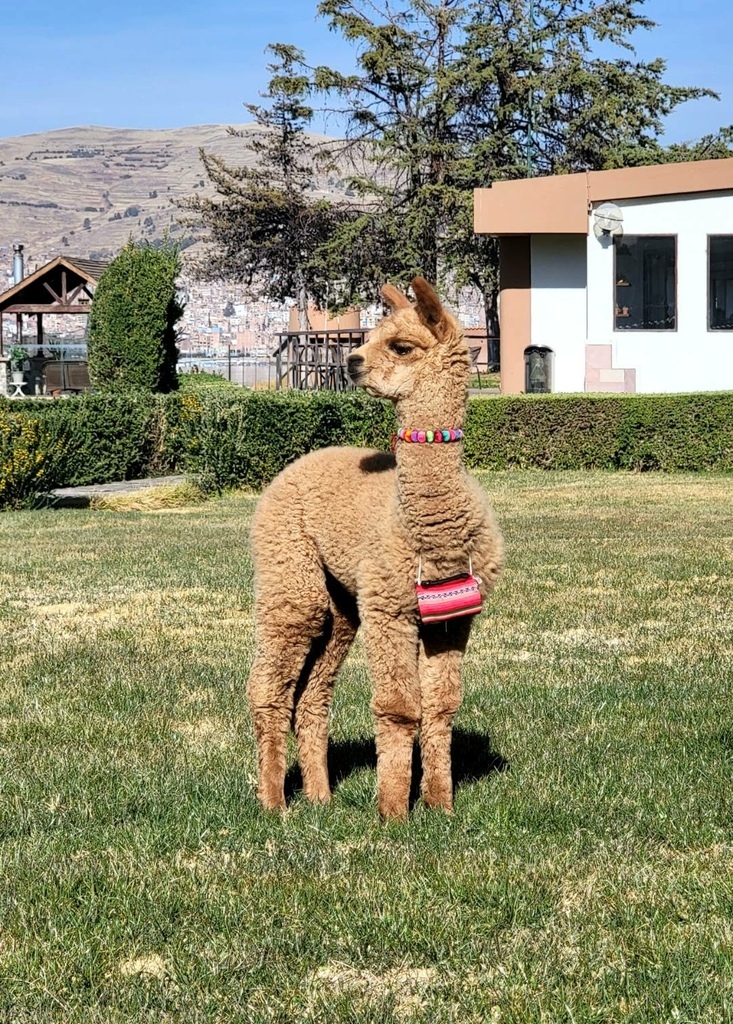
[{"left": 1, "top": 471, "right": 732, "bottom": 1023}]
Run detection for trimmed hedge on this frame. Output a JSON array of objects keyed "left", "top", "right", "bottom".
[
  {"left": 1, "top": 390, "right": 731, "bottom": 509},
  {"left": 189, "top": 390, "right": 395, "bottom": 492},
  {"left": 28, "top": 393, "right": 168, "bottom": 485},
  {"left": 0, "top": 390, "right": 396, "bottom": 507},
  {"left": 464, "top": 393, "right": 733, "bottom": 472}
]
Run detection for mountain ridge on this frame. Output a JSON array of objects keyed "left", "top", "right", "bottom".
[{"left": 0, "top": 123, "right": 346, "bottom": 275}]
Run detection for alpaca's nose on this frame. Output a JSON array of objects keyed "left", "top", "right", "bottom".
[{"left": 347, "top": 353, "right": 365, "bottom": 380}]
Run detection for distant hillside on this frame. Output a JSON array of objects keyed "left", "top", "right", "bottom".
[{"left": 0, "top": 124, "right": 351, "bottom": 270}]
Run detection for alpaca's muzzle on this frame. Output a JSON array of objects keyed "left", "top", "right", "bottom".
[{"left": 347, "top": 352, "right": 366, "bottom": 384}]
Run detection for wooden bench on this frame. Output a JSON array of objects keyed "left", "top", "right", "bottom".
[{"left": 42, "top": 360, "right": 91, "bottom": 395}]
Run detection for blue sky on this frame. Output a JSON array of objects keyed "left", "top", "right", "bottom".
[{"left": 3, "top": 0, "right": 731, "bottom": 143}]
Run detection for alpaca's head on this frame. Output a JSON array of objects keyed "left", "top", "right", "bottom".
[{"left": 347, "top": 279, "right": 470, "bottom": 407}]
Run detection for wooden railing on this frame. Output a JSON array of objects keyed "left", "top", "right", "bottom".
[
  {"left": 272, "top": 330, "right": 500, "bottom": 392},
  {"left": 273, "top": 329, "right": 369, "bottom": 391}
]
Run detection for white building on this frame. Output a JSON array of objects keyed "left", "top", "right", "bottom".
[{"left": 474, "top": 158, "right": 733, "bottom": 394}]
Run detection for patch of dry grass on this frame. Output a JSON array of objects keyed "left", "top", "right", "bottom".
[
  {"left": 117, "top": 955, "right": 169, "bottom": 981},
  {"left": 89, "top": 480, "right": 207, "bottom": 512},
  {"left": 310, "top": 964, "right": 439, "bottom": 1018}
]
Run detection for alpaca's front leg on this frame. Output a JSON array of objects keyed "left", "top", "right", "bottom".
[
  {"left": 363, "top": 613, "right": 422, "bottom": 820},
  {"left": 418, "top": 618, "right": 472, "bottom": 812}
]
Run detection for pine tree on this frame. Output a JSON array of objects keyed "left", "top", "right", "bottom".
[
  {"left": 308, "top": 0, "right": 720, "bottom": 359},
  {"left": 181, "top": 44, "right": 350, "bottom": 329}
]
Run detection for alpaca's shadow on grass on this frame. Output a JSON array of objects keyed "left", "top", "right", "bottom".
[{"left": 284, "top": 728, "right": 508, "bottom": 805}]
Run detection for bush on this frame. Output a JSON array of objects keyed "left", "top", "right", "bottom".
[
  {"left": 87, "top": 240, "right": 183, "bottom": 393},
  {"left": 0, "top": 406, "right": 67, "bottom": 509},
  {"left": 465, "top": 393, "right": 733, "bottom": 472},
  {"left": 465, "top": 395, "right": 625, "bottom": 470},
  {"left": 177, "top": 370, "right": 241, "bottom": 392},
  {"left": 0, "top": 390, "right": 395, "bottom": 502},
  {"left": 616, "top": 393, "right": 733, "bottom": 471},
  {"left": 187, "top": 390, "right": 395, "bottom": 491},
  {"left": 26, "top": 393, "right": 165, "bottom": 486},
  {"left": 2, "top": 390, "right": 732, "bottom": 511}
]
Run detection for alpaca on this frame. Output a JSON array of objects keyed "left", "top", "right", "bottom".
[{"left": 247, "top": 278, "right": 503, "bottom": 819}]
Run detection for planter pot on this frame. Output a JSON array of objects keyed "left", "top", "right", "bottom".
[{"left": 11, "top": 371, "right": 24, "bottom": 383}]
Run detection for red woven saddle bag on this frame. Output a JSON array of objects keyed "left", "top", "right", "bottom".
[{"left": 415, "top": 567, "right": 483, "bottom": 624}]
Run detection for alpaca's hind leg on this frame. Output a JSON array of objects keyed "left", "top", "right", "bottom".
[
  {"left": 247, "top": 632, "right": 316, "bottom": 810},
  {"left": 418, "top": 618, "right": 472, "bottom": 812},
  {"left": 362, "top": 613, "right": 422, "bottom": 820},
  {"left": 293, "top": 604, "right": 358, "bottom": 804},
  {"left": 247, "top": 548, "right": 331, "bottom": 811}
]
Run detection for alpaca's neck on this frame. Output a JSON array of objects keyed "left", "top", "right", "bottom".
[
  {"left": 396, "top": 349, "right": 469, "bottom": 432},
  {"left": 393, "top": 373, "right": 472, "bottom": 571}
]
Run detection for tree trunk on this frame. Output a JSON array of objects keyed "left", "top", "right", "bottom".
[
  {"left": 482, "top": 281, "right": 500, "bottom": 372},
  {"left": 297, "top": 275, "right": 309, "bottom": 331}
]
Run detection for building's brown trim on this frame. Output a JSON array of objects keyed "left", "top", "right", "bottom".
[
  {"left": 474, "top": 157, "right": 733, "bottom": 237},
  {"left": 475, "top": 173, "right": 588, "bottom": 235},
  {"left": 587, "top": 159, "right": 733, "bottom": 203},
  {"left": 499, "top": 236, "right": 531, "bottom": 394}
]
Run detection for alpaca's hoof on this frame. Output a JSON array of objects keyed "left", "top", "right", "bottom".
[
  {"left": 421, "top": 771, "right": 454, "bottom": 813},
  {"left": 421, "top": 788, "right": 454, "bottom": 814},
  {"left": 378, "top": 798, "right": 409, "bottom": 821},
  {"left": 259, "top": 791, "right": 287, "bottom": 812},
  {"left": 304, "top": 787, "right": 332, "bottom": 805},
  {"left": 423, "top": 797, "right": 454, "bottom": 814}
]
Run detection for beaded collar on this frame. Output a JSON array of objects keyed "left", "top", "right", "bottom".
[{"left": 396, "top": 427, "right": 464, "bottom": 444}]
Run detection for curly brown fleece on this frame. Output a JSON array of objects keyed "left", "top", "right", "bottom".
[{"left": 247, "top": 278, "right": 503, "bottom": 819}]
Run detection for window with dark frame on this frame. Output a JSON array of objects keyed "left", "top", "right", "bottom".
[
  {"left": 709, "top": 236, "right": 733, "bottom": 330},
  {"left": 614, "top": 236, "right": 676, "bottom": 331}
]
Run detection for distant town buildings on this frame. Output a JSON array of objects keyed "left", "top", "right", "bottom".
[{"left": 0, "top": 244, "right": 485, "bottom": 357}]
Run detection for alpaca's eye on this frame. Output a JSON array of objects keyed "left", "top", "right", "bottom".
[{"left": 391, "top": 343, "right": 413, "bottom": 356}]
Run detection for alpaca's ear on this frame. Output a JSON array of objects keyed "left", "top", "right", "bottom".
[
  {"left": 380, "top": 283, "right": 411, "bottom": 311},
  {"left": 411, "top": 277, "right": 445, "bottom": 336}
]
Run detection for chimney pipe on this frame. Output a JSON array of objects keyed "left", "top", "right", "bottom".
[{"left": 12, "top": 242, "right": 24, "bottom": 285}]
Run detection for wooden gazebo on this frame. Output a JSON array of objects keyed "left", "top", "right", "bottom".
[{"left": 0, "top": 256, "right": 108, "bottom": 354}]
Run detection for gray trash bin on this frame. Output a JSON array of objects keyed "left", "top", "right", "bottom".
[{"left": 524, "top": 346, "right": 553, "bottom": 394}]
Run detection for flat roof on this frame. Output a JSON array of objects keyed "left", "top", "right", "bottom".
[{"left": 474, "top": 157, "right": 733, "bottom": 236}]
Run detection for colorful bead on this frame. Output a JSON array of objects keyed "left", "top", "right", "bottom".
[{"left": 395, "top": 427, "right": 464, "bottom": 444}]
